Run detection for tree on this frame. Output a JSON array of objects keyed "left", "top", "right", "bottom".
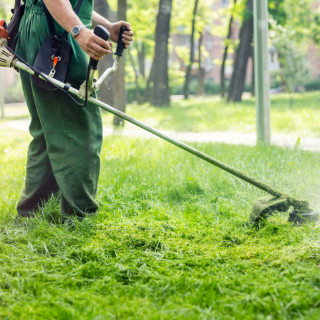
[
  {"left": 128, "top": 47, "right": 142, "bottom": 104},
  {"left": 268, "top": 0, "right": 315, "bottom": 107},
  {"left": 227, "top": 0, "right": 253, "bottom": 102},
  {"left": 113, "top": 0, "right": 127, "bottom": 126},
  {"left": 250, "top": 52, "right": 254, "bottom": 97},
  {"left": 270, "top": 20, "right": 309, "bottom": 107},
  {"left": 94, "top": 0, "right": 115, "bottom": 107},
  {"left": 224, "top": 0, "right": 287, "bottom": 102},
  {"left": 126, "top": 0, "right": 159, "bottom": 103},
  {"left": 183, "top": 0, "right": 199, "bottom": 99},
  {"left": 144, "top": 61, "right": 154, "bottom": 102},
  {"left": 151, "top": 0, "right": 173, "bottom": 107},
  {"left": 137, "top": 41, "right": 145, "bottom": 79},
  {"left": 220, "top": 0, "right": 237, "bottom": 98},
  {"left": 197, "top": 32, "right": 205, "bottom": 96},
  {"left": 268, "top": 0, "right": 287, "bottom": 27}
]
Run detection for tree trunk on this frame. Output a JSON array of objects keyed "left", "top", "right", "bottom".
[
  {"left": 220, "top": 0, "right": 236, "bottom": 98},
  {"left": 113, "top": 0, "right": 127, "bottom": 126},
  {"left": 251, "top": 51, "right": 255, "bottom": 97},
  {"left": 151, "top": 0, "right": 172, "bottom": 107},
  {"left": 197, "top": 32, "right": 205, "bottom": 96},
  {"left": 144, "top": 61, "right": 154, "bottom": 103},
  {"left": 227, "top": 0, "right": 253, "bottom": 102},
  {"left": 138, "top": 41, "right": 145, "bottom": 79},
  {"left": 184, "top": 0, "right": 199, "bottom": 100},
  {"left": 94, "top": 0, "right": 114, "bottom": 106},
  {"left": 128, "top": 48, "right": 142, "bottom": 104}
]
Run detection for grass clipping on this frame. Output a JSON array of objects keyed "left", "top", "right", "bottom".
[{"left": 250, "top": 195, "right": 312, "bottom": 223}]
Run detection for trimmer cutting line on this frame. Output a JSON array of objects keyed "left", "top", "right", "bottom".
[{"left": 0, "top": 21, "right": 317, "bottom": 224}]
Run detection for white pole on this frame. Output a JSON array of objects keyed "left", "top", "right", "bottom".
[
  {"left": 0, "top": 68, "right": 4, "bottom": 118},
  {"left": 253, "top": 0, "right": 271, "bottom": 144}
]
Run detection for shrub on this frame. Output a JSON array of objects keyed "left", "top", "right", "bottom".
[
  {"left": 303, "top": 79, "right": 320, "bottom": 92},
  {"left": 271, "top": 79, "right": 282, "bottom": 89},
  {"left": 170, "top": 80, "right": 221, "bottom": 96}
]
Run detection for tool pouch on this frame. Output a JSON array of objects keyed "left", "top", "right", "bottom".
[
  {"left": 32, "top": 35, "right": 70, "bottom": 91},
  {"left": 32, "top": 0, "right": 83, "bottom": 91}
]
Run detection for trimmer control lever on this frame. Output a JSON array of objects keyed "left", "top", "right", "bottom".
[
  {"left": 115, "top": 26, "right": 128, "bottom": 57},
  {"left": 88, "top": 25, "right": 111, "bottom": 70}
]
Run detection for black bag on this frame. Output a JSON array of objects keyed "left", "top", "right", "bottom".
[
  {"left": 31, "top": 34, "right": 71, "bottom": 91},
  {"left": 32, "top": 0, "right": 83, "bottom": 91},
  {"left": 7, "top": 0, "right": 25, "bottom": 51}
]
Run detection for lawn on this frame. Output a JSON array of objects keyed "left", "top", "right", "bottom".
[
  {"left": 1, "top": 128, "right": 320, "bottom": 319},
  {"left": 101, "top": 92, "right": 320, "bottom": 137},
  {"left": 3, "top": 92, "right": 320, "bottom": 138}
]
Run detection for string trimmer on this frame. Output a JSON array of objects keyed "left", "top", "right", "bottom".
[{"left": 0, "top": 21, "right": 317, "bottom": 224}]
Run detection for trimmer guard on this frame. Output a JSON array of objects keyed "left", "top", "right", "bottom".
[{"left": 250, "top": 195, "right": 290, "bottom": 223}]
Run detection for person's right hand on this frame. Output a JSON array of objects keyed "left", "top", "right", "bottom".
[{"left": 75, "top": 27, "right": 112, "bottom": 60}]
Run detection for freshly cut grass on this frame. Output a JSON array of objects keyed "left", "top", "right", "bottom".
[
  {"left": 1, "top": 129, "right": 320, "bottom": 319},
  {"left": 102, "top": 92, "right": 320, "bottom": 137}
]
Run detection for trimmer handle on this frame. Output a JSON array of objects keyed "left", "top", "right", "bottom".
[
  {"left": 88, "top": 25, "right": 111, "bottom": 70},
  {"left": 115, "top": 26, "right": 128, "bottom": 57}
]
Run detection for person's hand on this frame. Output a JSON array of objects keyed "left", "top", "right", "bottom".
[
  {"left": 108, "top": 21, "right": 134, "bottom": 49},
  {"left": 75, "top": 27, "right": 112, "bottom": 60}
]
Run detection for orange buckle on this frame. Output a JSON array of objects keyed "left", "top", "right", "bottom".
[
  {"left": 51, "top": 56, "right": 61, "bottom": 68},
  {"left": 53, "top": 57, "right": 59, "bottom": 67}
]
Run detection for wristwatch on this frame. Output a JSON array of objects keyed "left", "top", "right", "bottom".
[{"left": 70, "top": 25, "right": 86, "bottom": 38}]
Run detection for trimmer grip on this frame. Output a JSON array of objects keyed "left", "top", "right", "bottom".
[
  {"left": 88, "top": 25, "right": 111, "bottom": 70},
  {"left": 115, "top": 26, "right": 128, "bottom": 56}
]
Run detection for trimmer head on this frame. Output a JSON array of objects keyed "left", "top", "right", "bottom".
[
  {"left": 250, "top": 195, "right": 314, "bottom": 225},
  {"left": 288, "top": 211, "right": 320, "bottom": 225}
]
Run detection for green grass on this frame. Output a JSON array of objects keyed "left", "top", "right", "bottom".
[
  {"left": 1, "top": 129, "right": 320, "bottom": 319},
  {"left": 4, "top": 92, "right": 320, "bottom": 138},
  {"left": 101, "top": 92, "right": 320, "bottom": 137}
]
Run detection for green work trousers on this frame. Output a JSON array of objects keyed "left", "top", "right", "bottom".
[{"left": 16, "top": 0, "right": 102, "bottom": 220}]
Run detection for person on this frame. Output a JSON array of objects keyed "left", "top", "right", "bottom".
[{"left": 15, "top": 0, "right": 134, "bottom": 223}]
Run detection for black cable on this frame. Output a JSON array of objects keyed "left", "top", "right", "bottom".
[{"left": 5, "top": 45, "right": 89, "bottom": 107}]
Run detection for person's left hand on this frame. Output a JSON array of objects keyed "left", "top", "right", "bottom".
[{"left": 109, "top": 21, "right": 134, "bottom": 49}]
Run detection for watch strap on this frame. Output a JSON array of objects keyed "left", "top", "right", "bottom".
[{"left": 71, "top": 25, "right": 86, "bottom": 37}]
